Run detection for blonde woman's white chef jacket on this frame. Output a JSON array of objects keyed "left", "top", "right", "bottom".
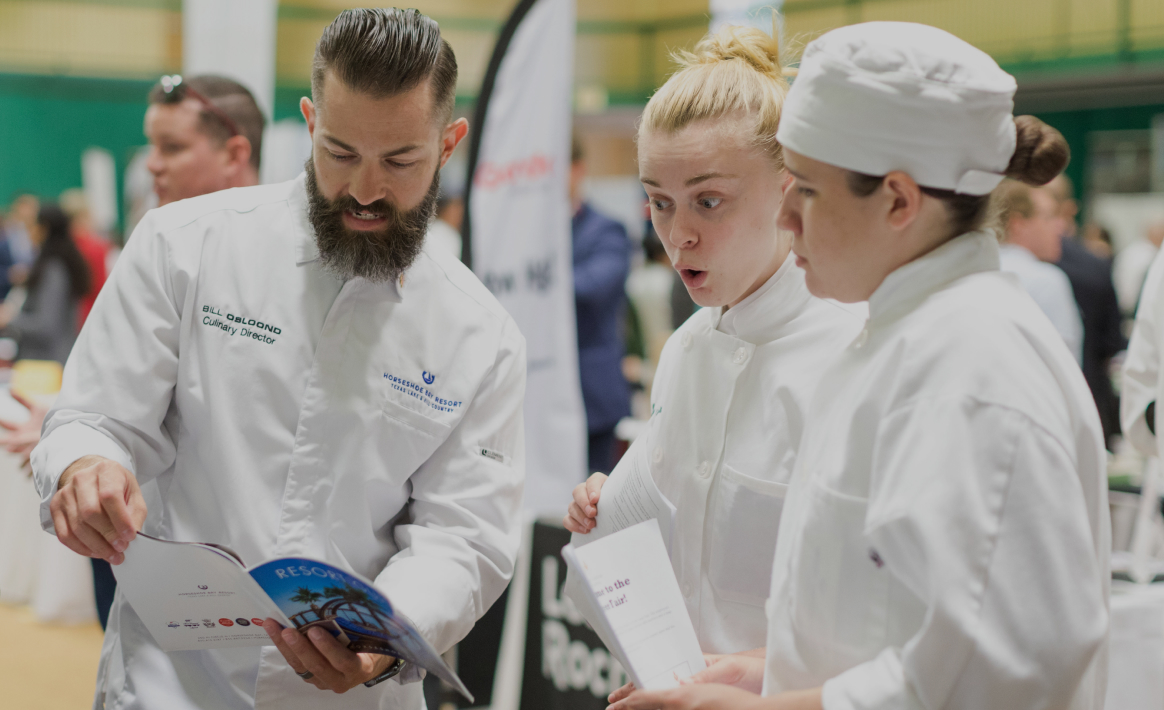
[
  {"left": 643, "top": 253, "right": 862, "bottom": 653},
  {"left": 764, "top": 231, "right": 1110, "bottom": 710},
  {"left": 31, "top": 174, "right": 526, "bottom": 710},
  {"left": 1121, "top": 246, "right": 1164, "bottom": 458}
]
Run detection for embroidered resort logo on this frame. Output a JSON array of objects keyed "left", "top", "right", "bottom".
[{"left": 384, "top": 371, "right": 462, "bottom": 414}]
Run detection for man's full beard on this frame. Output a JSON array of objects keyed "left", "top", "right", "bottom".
[{"left": 305, "top": 158, "right": 439, "bottom": 283}]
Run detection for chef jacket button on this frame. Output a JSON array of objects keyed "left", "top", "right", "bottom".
[
  {"left": 697, "top": 461, "right": 711, "bottom": 478},
  {"left": 653, "top": 447, "right": 664, "bottom": 464},
  {"left": 681, "top": 332, "right": 693, "bottom": 350},
  {"left": 682, "top": 583, "right": 693, "bottom": 597},
  {"left": 732, "top": 346, "right": 747, "bottom": 364},
  {"left": 853, "top": 328, "right": 869, "bottom": 349}
]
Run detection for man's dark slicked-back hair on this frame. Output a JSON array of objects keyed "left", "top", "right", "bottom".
[{"left": 312, "top": 8, "right": 457, "bottom": 125}]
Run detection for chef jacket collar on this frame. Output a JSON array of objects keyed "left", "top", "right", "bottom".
[
  {"left": 289, "top": 172, "right": 403, "bottom": 302},
  {"left": 711, "top": 251, "right": 810, "bottom": 343},
  {"left": 868, "top": 230, "right": 1000, "bottom": 325}
]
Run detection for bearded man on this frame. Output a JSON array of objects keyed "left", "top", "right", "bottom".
[{"left": 31, "top": 9, "right": 526, "bottom": 710}]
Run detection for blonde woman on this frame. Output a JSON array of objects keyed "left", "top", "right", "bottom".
[
  {"left": 564, "top": 26, "right": 862, "bottom": 655},
  {"left": 611, "top": 21, "right": 1108, "bottom": 710}
]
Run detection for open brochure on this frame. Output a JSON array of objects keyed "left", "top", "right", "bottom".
[
  {"left": 113, "top": 533, "right": 472, "bottom": 701},
  {"left": 562, "top": 519, "right": 705, "bottom": 690}
]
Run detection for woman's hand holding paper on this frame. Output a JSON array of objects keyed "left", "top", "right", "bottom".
[
  {"left": 564, "top": 472, "right": 608, "bottom": 533},
  {"left": 607, "top": 685, "right": 821, "bottom": 710}
]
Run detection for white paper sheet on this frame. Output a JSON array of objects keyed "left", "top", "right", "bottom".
[{"left": 562, "top": 519, "right": 705, "bottom": 690}]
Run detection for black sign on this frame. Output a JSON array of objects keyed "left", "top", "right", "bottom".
[{"left": 519, "top": 522, "right": 631, "bottom": 710}]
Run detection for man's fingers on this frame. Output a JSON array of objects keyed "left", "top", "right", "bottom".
[
  {"left": 50, "top": 499, "right": 96, "bottom": 558},
  {"left": 306, "top": 626, "right": 365, "bottom": 677},
  {"left": 57, "top": 491, "right": 118, "bottom": 560},
  {"left": 282, "top": 627, "right": 344, "bottom": 688},
  {"left": 74, "top": 474, "right": 124, "bottom": 551},
  {"left": 264, "top": 622, "right": 324, "bottom": 688},
  {"left": 99, "top": 471, "right": 139, "bottom": 544},
  {"left": 607, "top": 680, "right": 637, "bottom": 703}
]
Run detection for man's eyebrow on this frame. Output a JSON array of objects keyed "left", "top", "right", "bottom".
[
  {"left": 641, "top": 177, "right": 660, "bottom": 187},
  {"left": 321, "top": 134, "right": 422, "bottom": 158},
  {"left": 786, "top": 167, "right": 808, "bottom": 180}
]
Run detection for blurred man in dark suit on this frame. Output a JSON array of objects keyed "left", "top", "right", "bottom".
[
  {"left": 1051, "top": 174, "right": 1126, "bottom": 447},
  {"left": 570, "top": 136, "right": 631, "bottom": 473}
]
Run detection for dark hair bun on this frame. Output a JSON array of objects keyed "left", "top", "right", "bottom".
[{"left": 1005, "top": 115, "right": 1070, "bottom": 186}]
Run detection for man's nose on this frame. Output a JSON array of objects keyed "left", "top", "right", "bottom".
[
  {"left": 347, "top": 165, "right": 388, "bottom": 206},
  {"left": 146, "top": 147, "right": 164, "bottom": 176}
]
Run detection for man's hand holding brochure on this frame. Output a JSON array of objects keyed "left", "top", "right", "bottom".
[{"left": 112, "top": 533, "right": 473, "bottom": 700}]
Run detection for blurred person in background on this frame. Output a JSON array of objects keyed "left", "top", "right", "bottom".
[
  {"left": 59, "top": 189, "right": 111, "bottom": 329},
  {"left": 0, "top": 200, "right": 18, "bottom": 300},
  {"left": 996, "top": 178, "right": 1084, "bottom": 364},
  {"left": 1082, "top": 222, "right": 1114, "bottom": 260},
  {"left": 0, "top": 204, "right": 90, "bottom": 363},
  {"left": 427, "top": 163, "right": 464, "bottom": 259},
  {"left": 626, "top": 228, "right": 677, "bottom": 370},
  {"left": 1114, "top": 220, "right": 1164, "bottom": 317},
  {"left": 5, "top": 193, "right": 40, "bottom": 269},
  {"left": 570, "top": 134, "right": 632, "bottom": 474},
  {"left": 0, "top": 75, "right": 267, "bottom": 633},
  {"left": 1051, "top": 175, "right": 1125, "bottom": 447},
  {"left": 145, "top": 74, "right": 264, "bottom": 206}
]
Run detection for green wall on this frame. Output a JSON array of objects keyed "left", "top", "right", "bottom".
[{"left": 0, "top": 73, "right": 156, "bottom": 232}]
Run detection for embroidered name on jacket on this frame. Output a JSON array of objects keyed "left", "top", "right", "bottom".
[{"left": 384, "top": 373, "right": 463, "bottom": 413}]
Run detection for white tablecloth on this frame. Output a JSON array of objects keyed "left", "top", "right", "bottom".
[{"left": 0, "top": 389, "right": 95, "bottom": 624}]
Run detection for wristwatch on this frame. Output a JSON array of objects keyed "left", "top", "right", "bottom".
[{"left": 364, "top": 657, "right": 406, "bottom": 688}]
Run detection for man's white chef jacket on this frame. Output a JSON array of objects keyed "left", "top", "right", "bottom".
[
  {"left": 765, "top": 232, "right": 1110, "bottom": 710},
  {"left": 31, "top": 174, "right": 527, "bottom": 710}
]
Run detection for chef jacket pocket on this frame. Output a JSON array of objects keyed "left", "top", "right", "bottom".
[
  {"left": 789, "top": 478, "right": 888, "bottom": 671},
  {"left": 378, "top": 393, "right": 454, "bottom": 475},
  {"left": 708, "top": 464, "right": 789, "bottom": 606}
]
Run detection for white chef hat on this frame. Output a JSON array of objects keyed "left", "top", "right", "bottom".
[{"left": 776, "top": 22, "right": 1017, "bottom": 196}]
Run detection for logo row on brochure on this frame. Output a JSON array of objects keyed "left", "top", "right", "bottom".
[{"left": 168, "top": 617, "right": 265, "bottom": 629}]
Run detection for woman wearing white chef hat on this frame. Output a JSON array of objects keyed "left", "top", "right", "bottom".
[{"left": 608, "top": 21, "right": 1109, "bottom": 710}]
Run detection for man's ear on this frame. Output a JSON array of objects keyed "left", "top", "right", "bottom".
[
  {"left": 440, "top": 118, "right": 469, "bottom": 168},
  {"left": 882, "top": 171, "right": 923, "bottom": 231},
  {"left": 223, "top": 135, "right": 253, "bottom": 173},
  {"left": 301, "top": 97, "right": 317, "bottom": 138}
]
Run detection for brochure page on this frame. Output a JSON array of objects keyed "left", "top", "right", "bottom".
[
  {"left": 113, "top": 534, "right": 289, "bottom": 651},
  {"left": 564, "top": 436, "right": 677, "bottom": 657},
  {"left": 562, "top": 519, "right": 705, "bottom": 690},
  {"left": 249, "top": 557, "right": 473, "bottom": 702}
]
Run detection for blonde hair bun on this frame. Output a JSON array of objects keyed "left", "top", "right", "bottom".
[
  {"left": 641, "top": 25, "right": 790, "bottom": 167},
  {"left": 678, "top": 25, "right": 784, "bottom": 78}
]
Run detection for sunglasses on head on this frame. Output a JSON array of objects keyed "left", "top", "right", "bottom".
[{"left": 158, "top": 74, "right": 242, "bottom": 139}]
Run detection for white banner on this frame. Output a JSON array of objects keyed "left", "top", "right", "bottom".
[{"left": 468, "top": 0, "right": 586, "bottom": 515}]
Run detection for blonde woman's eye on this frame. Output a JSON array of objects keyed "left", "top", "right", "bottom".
[
  {"left": 651, "top": 199, "right": 671, "bottom": 211},
  {"left": 699, "top": 197, "right": 722, "bottom": 209}
]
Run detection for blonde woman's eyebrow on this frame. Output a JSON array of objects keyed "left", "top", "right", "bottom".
[{"left": 686, "top": 172, "right": 735, "bottom": 186}]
